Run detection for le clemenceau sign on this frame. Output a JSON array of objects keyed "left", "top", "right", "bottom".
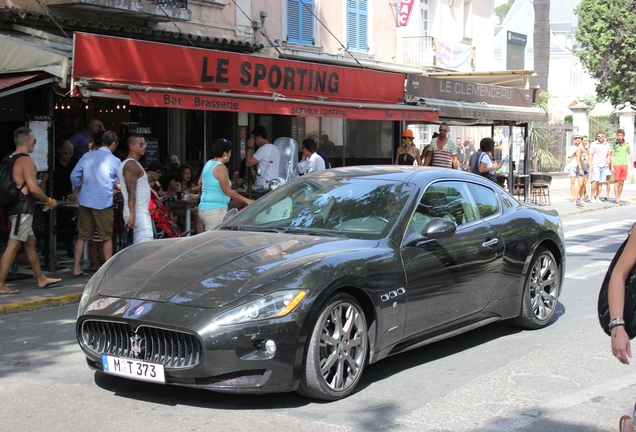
[{"left": 407, "top": 75, "right": 533, "bottom": 108}]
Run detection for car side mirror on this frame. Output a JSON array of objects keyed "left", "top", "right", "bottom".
[{"left": 423, "top": 218, "right": 456, "bottom": 239}]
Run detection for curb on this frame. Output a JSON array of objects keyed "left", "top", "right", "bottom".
[
  {"left": 559, "top": 195, "right": 636, "bottom": 217},
  {"left": 0, "top": 292, "right": 82, "bottom": 315}
]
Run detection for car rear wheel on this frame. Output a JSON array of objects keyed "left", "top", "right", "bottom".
[
  {"left": 511, "top": 246, "right": 560, "bottom": 329},
  {"left": 297, "top": 293, "right": 368, "bottom": 400}
]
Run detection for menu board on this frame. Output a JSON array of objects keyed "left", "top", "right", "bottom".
[
  {"left": 27, "top": 117, "right": 53, "bottom": 172},
  {"left": 144, "top": 137, "right": 159, "bottom": 168}
]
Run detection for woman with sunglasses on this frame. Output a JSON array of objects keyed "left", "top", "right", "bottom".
[{"left": 395, "top": 129, "right": 422, "bottom": 166}]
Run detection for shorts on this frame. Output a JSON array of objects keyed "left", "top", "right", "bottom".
[
  {"left": 566, "top": 165, "right": 577, "bottom": 178},
  {"left": 576, "top": 168, "right": 589, "bottom": 178},
  {"left": 614, "top": 165, "right": 628, "bottom": 182},
  {"left": 9, "top": 214, "right": 34, "bottom": 242},
  {"left": 123, "top": 211, "right": 154, "bottom": 244},
  {"left": 199, "top": 207, "right": 227, "bottom": 230},
  {"left": 590, "top": 166, "right": 608, "bottom": 183},
  {"left": 77, "top": 205, "right": 114, "bottom": 241}
]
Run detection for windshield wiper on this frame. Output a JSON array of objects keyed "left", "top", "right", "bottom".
[{"left": 279, "top": 228, "right": 342, "bottom": 237}]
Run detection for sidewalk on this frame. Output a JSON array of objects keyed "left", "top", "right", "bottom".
[{"left": 2, "top": 182, "right": 636, "bottom": 315}]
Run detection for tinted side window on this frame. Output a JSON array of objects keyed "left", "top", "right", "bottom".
[
  {"left": 413, "top": 181, "right": 480, "bottom": 228},
  {"left": 468, "top": 183, "right": 500, "bottom": 218}
]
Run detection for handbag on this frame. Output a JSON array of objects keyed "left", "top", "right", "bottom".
[{"left": 598, "top": 234, "right": 636, "bottom": 339}]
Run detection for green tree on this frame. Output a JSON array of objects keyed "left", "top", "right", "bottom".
[
  {"left": 575, "top": 0, "right": 636, "bottom": 105},
  {"left": 495, "top": 0, "right": 515, "bottom": 25}
]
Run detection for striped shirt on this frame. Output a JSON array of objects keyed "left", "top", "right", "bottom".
[
  {"left": 426, "top": 138, "right": 457, "bottom": 168},
  {"left": 589, "top": 141, "right": 610, "bottom": 167}
]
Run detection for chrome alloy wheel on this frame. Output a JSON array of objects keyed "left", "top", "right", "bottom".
[
  {"left": 528, "top": 250, "right": 558, "bottom": 321},
  {"left": 318, "top": 301, "right": 367, "bottom": 393}
]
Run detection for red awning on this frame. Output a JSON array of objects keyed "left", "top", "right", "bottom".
[{"left": 0, "top": 72, "right": 58, "bottom": 98}]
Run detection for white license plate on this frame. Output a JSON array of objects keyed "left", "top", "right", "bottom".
[{"left": 101, "top": 354, "right": 166, "bottom": 384}]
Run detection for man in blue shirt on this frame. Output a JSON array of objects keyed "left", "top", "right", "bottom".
[
  {"left": 69, "top": 118, "right": 103, "bottom": 160},
  {"left": 69, "top": 130, "right": 121, "bottom": 277}
]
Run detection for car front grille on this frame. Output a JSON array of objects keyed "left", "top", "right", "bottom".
[{"left": 80, "top": 320, "right": 202, "bottom": 369}]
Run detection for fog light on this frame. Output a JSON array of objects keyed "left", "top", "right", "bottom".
[{"left": 264, "top": 340, "right": 276, "bottom": 355}]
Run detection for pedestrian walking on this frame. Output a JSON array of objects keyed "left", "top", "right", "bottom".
[
  {"left": 611, "top": 129, "right": 633, "bottom": 204},
  {"left": 0, "top": 127, "right": 61, "bottom": 294},
  {"left": 574, "top": 135, "right": 590, "bottom": 207},
  {"left": 421, "top": 123, "right": 458, "bottom": 169},
  {"left": 589, "top": 131, "right": 611, "bottom": 203}
]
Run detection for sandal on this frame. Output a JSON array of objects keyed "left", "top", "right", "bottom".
[{"left": 89, "top": 262, "right": 101, "bottom": 272}]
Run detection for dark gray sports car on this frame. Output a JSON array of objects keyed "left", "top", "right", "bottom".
[{"left": 76, "top": 166, "right": 565, "bottom": 400}]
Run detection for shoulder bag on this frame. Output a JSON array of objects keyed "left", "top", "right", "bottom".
[{"left": 598, "top": 234, "right": 636, "bottom": 339}]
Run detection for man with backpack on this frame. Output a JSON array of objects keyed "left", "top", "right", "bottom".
[{"left": 0, "top": 127, "right": 61, "bottom": 295}]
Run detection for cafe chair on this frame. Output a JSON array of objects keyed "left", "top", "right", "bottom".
[
  {"left": 530, "top": 174, "right": 552, "bottom": 206},
  {"left": 512, "top": 175, "right": 526, "bottom": 201}
]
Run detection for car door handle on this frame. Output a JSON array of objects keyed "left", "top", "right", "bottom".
[{"left": 482, "top": 238, "right": 499, "bottom": 248}]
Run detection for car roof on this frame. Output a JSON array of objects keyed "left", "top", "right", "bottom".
[{"left": 307, "top": 165, "right": 490, "bottom": 184}]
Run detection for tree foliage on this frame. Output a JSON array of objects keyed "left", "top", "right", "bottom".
[
  {"left": 575, "top": 0, "right": 636, "bottom": 105},
  {"left": 495, "top": 0, "right": 515, "bottom": 25}
]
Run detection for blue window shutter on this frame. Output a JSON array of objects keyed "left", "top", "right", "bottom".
[
  {"left": 300, "top": 0, "right": 314, "bottom": 44},
  {"left": 347, "top": 0, "right": 368, "bottom": 51},
  {"left": 288, "top": 0, "right": 314, "bottom": 45},
  {"left": 287, "top": 0, "right": 300, "bottom": 43}
]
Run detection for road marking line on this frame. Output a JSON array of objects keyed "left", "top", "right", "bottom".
[
  {"left": 564, "top": 260, "right": 611, "bottom": 279},
  {"left": 564, "top": 220, "right": 632, "bottom": 239},
  {"left": 566, "top": 245, "right": 593, "bottom": 254},
  {"left": 562, "top": 219, "right": 599, "bottom": 226}
]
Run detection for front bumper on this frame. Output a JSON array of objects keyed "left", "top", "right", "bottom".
[{"left": 77, "top": 297, "right": 306, "bottom": 393}]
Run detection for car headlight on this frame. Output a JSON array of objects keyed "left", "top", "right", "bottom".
[
  {"left": 76, "top": 275, "right": 97, "bottom": 318},
  {"left": 213, "top": 290, "right": 306, "bottom": 326}
]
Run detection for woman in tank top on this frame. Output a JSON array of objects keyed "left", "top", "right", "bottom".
[
  {"left": 395, "top": 129, "right": 422, "bottom": 166},
  {"left": 198, "top": 138, "right": 254, "bottom": 230},
  {"left": 574, "top": 136, "right": 590, "bottom": 207}
]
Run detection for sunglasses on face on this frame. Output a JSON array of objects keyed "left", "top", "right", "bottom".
[{"left": 439, "top": 129, "right": 448, "bottom": 132}]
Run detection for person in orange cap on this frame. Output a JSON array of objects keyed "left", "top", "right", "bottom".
[{"left": 395, "top": 129, "right": 422, "bottom": 166}]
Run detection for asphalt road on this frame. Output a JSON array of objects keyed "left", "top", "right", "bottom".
[{"left": 1, "top": 208, "right": 635, "bottom": 432}]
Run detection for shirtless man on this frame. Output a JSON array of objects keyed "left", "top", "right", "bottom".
[{"left": 0, "top": 127, "right": 61, "bottom": 294}]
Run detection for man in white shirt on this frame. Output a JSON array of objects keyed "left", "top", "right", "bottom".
[
  {"left": 298, "top": 138, "right": 326, "bottom": 174},
  {"left": 117, "top": 134, "right": 153, "bottom": 244},
  {"left": 246, "top": 126, "right": 280, "bottom": 196}
]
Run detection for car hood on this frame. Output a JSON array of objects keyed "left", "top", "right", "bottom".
[{"left": 97, "top": 230, "right": 363, "bottom": 308}]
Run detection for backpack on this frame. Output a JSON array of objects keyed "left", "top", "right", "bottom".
[
  {"left": 598, "top": 233, "right": 636, "bottom": 339},
  {"left": 0, "top": 153, "right": 28, "bottom": 208}
]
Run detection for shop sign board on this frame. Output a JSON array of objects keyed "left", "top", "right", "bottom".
[
  {"left": 130, "top": 91, "right": 438, "bottom": 122},
  {"left": 406, "top": 75, "right": 533, "bottom": 107},
  {"left": 73, "top": 33, "right": 405, "bottom": 105}
]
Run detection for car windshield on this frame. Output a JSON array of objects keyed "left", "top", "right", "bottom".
[{"left": 224, "top": 176, "right": 414, "bottom": 240}]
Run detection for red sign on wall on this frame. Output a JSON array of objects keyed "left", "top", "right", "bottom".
[
  {"left": 73, "top": 33, "right": 406, "bottom": 105},
  {"left": 397, "top": 0, "right": 415, "bottom": 27}
]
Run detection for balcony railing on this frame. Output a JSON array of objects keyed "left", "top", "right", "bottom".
[
  {"left": 147, "top": 0, "right": 187, "bottom": 9},
  {"left": 47, "top": 0, "right": 191, "bottom": 22},
  {"left": 403, "top": 36, "right": 435, "bottom": 68}
]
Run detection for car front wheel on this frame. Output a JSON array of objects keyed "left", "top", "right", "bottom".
[
  {"left": 511, "top": 246, "right": 560, "bottom": 329},
  {"left": 298, "top": 293, "right": 368, "bottom": 400}
]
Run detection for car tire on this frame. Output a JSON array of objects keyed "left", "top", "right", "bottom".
[
  {"left": 511, "top": 246, "right": 560, "bottom": 329},
  {"left": 297, "top": 292, "right": 368, "bottom": 401}
]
